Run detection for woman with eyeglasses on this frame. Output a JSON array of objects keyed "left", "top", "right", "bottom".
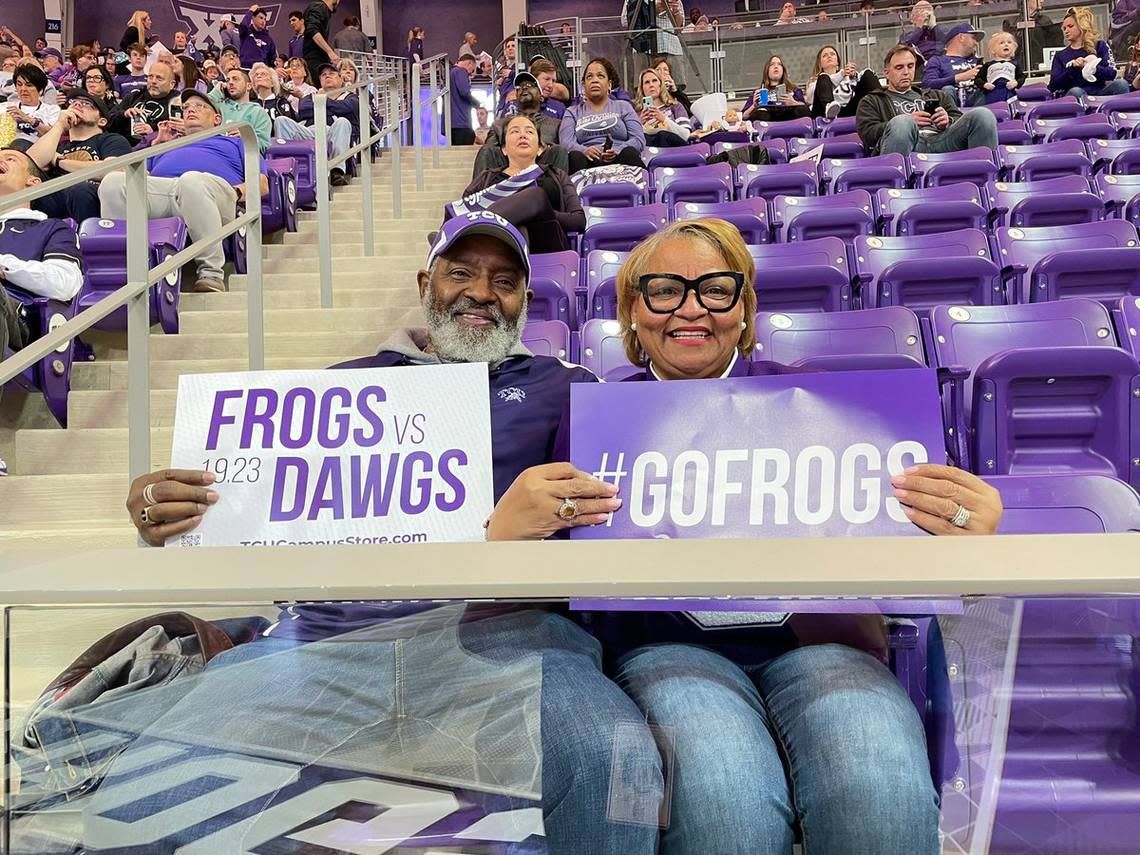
[
  {"left": 1049, "top": 5, "right": 1130, "bottom": 97},
  {"left": 80, "top": 65, "right": 120, "bottom": 110}
]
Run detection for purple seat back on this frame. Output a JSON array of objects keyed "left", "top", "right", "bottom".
[
  {"left": 854, "top": 228, "right": 1001, "bottom": 309},
  {"left": 993, "top": 220, "right": 1140, "bottom": 304},
  {"left": 752, "top": 306, "right": 925, "bottom": 365},
  {"left": 1015, "top": 96, "right": 1085, "bottom": 121},
  {"left": 1086, "top": 137, "right": 1140, "bottom": 174},
  {"left": 263, "top": 157, "right": 296, "bottom": 234},
  {"left": 579, "top": 318, "right": 637, "bottom": 380},
  {"left": 987, "top": 474, "right": 1140, "bottom": 532},
  {"left": 2, "top": 284, "right": 76, "bottom": 427},
  {"left": 909, "top": 147, "right": 999, "bottom": 188},
  {"left": 756, "top": 117, "right": 814, "bottom": 141},
  {"left": 652, "top": 163, "right": 733, "bottom": 207},
  {"left": 582, "top": 203, "right": 668, "bottom": 254},
  {"left": 1030, "top": 113, "right": 1114, "bottom": 144},
  {"left": 747, "top": 237, "right": 853, "bottom": 312},
  {"left": 984, "top": 176, "right": 1104, "bottom": 228},
  {"left": 578, "top": 171, "right": 651, "bottom": 208},
  {"left": 643, "top": 143, "right": 710, "bottom": 170},
  {"left": 267, "top": 138, "right": 317, "bottom": 208},
  {"left": 1011, "top": 84, "right": 1050, "bottom": 103},
  {"left": 875, "top": 183, "right": 987, "bottom": 236},
  {"left": 739, "top": 160, "right": 819, "bottom": 201},
  {"left": 530, "top": 250, "right": 581, "bottom": 329},
  {"left": 760, "top": 139, "right": 789, "bottom": 163},
  {"left": 998, "top": 139, "right": 1091, "bottom": 182},
  {"left": 585, "top": 249, "right": 630, "bottom": 320},
  {"left": 1114, "top": 295, "right": 1140, "bottom": 357},
  {"left": 1096, "top": 172, "right": 1140, "bottom": 226},
  {"left": 1110, "top": 110, "right": 1140, "bottom": 138},
  {"left": 672, "top": 198, "right": 770, "bottom": 244},
  {"left": 788, "top": 133, "right": 865, "bottom": 160},
  {"left": 979, "top": 101, "right": 1013, "bottom": 121},
  {"left": 996, "top": 120, "right": 1032, "bottom": 147},
  {"left": 1086, "top": 91, "right": 1140, "bottom": 114},
  {"left": 770, "top": 189, "right": 875, "bottom": 243},
  {"left": 521, "top": 319, "right": 571, "bottom": 360},
  {"left": 818, "top": 115, "right": 858, "bottom": 137},
  {"left": 819, "top": 152, "right": 907, "bottom": 194}
]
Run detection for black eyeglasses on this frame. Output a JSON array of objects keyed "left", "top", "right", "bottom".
[{"left": 638, "top": 271, "right": 745, "bottom": 314}]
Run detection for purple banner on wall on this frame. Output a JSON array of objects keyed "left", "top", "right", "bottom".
[{"left": 569, "top": 368, "right": 947, "bottom": 540}]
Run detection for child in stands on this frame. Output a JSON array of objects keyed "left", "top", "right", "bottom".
[{"left": 975, "top": 31, "right": 1025, "bottom": 104}]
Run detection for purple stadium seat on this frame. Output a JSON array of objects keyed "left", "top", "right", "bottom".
[
  {"left": 1013, "top": 96, "right": 1085, "bottom": 122},
  {"left": 1096, "top": 173, "right": 1140, "bottom": 226},
  {"left": 747, "top": 238, "right": 853, "bottom": 312},
  {"left": 1030, "top": 113, "right": 1114, "bottom": 144},
  {"left": 581, "top": 203, "right": 668, "bottom": 254},
  {"left": 993, "top": 220, "right": 1140, "bottom": 304},
  {"left": 1114, "top": 295, "right": 1140, "bottom": 357},
  {"left": 263, "top": 158, "right": 298, "bottom": 234},
  {"left": 1086, "top": 137, "right": 1140, "bottom": 174},
  {"left": 927, "top": 299, "right": 1137, "bottom": 483},
  {"left": 1110, "top": 110, "right": 1140, "bottom": 138},
  {"left": 267, "top": 138, "right": 318, "bottom": 209},
  {"left": 817, "top": 115, "right": 858, "bottom": 137},
  {"left": 643, "top": 143, "right": 710, "bottom": 170},
  {"left": 984, "top": 176, "right": 1104, "bottom": 228},
  {"left": 770, "top": 189, "right": 875, "bottom": 243},
  {"left": 755, "top": 117, "right": 815, "bottom": 141},
  {"left": 978, "top": 101, "right": 1013, "bottom": 122},
  {"left": 752, "top": 306, "right": 926, "bottom": 366},
  {"left": 521, "top": 319, "right": 571, "bottom": 360},
  {"left": 788, "top": 133, "right": 865, "bottom": 160},
  {"left": 578, "top": 169, "right": 651, "bottom": 208},
  {"left": 996, "top": 119, "right": 1033, "bottom": 147},
  {"left": 988, "top": 474, "right": 1140, "bottom": 532},
  {"left": 2, "top": 285, "right": 76, "bottom": 427},
  {"left": 579, "top": 318, "right": 638, "bottom": 380},
  {"left": 819, "top": 153, "right": 908, "bottom": 194},
  {"left": 585, "top": 249, "right": 630, "bottom": 320},
  {"left": 875, "top": 183, "right": 988, "bottom": 236},
  {"left": 1085, "top": 91, "right": 1140, "bottom": 114},
  {"left": 77, "top": 217, "right": 187, "bottom": 336},
  {"left": 854, "top": 229, "right": 1002, "bottom": 309},
  {"left": 711, "top": 141, "right": 749, "bottom": 156},
  {"left": 653, "top": 163, "right": 733, "bottom": 207},
  {"left": 1011, "top": 83, "right": 1050, "bottom": 103},
  {"left": 760, "top": 139, "right": 789, "bottom": 164},
  {"left": 998, "top": 139, "right": 1091, "bottom": 181},
  {"left": 738, "top": 160, "right": 819, "bottom": 202},
  {"left": 908, "top": 147, "right": 999, "bottom": 188},
  {"left": 672, "top": 198, "right": 770, "bottom": 244}
]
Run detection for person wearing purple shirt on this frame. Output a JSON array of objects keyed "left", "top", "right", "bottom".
[
  {"left": 1049, "top": 5, "right": 1130, "bottom": 97},
  {"left": 113, "top": 44, "right": 148, "bottom": 98},
  {"left": 238, "top": 4, "right": 277, "bottom": 68},
  {"left": 558, "top": 57, "right": 645, "bottom": 173},
  {"left": 287, "top": 9, "right": 305, "bottom": 58},
  {"left": 449, "top": 54, "right": 481, "bottom": 145}
]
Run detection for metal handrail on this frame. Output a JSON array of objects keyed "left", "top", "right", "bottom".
[
  {"left": 312, "top": 68, "right": 406, "bottom": 309},
  {"left": 412, "top": 53, "right": 452, "bottom": 192},
  {"left": 0, "top": 122, "right": 264, "bottom": 482}
]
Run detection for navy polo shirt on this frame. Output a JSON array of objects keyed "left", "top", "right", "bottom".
[{"left": 0, "top": 214, "right": 81, "bottom": 269}]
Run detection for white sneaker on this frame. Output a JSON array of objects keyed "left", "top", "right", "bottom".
[
  {"left": 824, "top": 100, "right": 842, "bottom": 121},
  {"left": 0, "top": 457, "right": 8, "bottom": 476}
]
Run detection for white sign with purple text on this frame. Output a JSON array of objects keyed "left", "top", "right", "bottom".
[{"left": 168, "top": 364, "right": 494, "bottom": 548}]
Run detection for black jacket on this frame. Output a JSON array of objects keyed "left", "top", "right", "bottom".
[
  {"left": 463, "top": 164, "right": 586, "bottom": 235},
  {"left": 855, "top": 85, "right": 962, "bottom": 153}
]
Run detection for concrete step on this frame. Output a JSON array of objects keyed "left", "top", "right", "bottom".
[
  {"left": 263, "top": 242, "right": 435, "bottom": 260},
  {"left": 92, "top": 330, "right": 390, "bottom": 362},
  {"left": 259, "top": 256, "right": 430, "bottom": 276},
  {"left": 67, "top": 389, "right": 178, "bottom": 429},
  {"left": 13, "top": 427, "right": 173, "bottom": 475},
  {"left": 182, "top": 286, "right": 422, "bottom": 309},
  {"left": 71, "top": 355, "right": 375, "bottom": 390},
  {"left": 0, "top": 525, "right": 138, "bottom": 550},
  {"left": 0, "top": 473, "right": 130, "bottom": 525},
  {"left": 178, "top": 306, "right": 421, "bottom": 334}
]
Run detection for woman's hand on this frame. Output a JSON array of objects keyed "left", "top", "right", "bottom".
[
  {"left": 486, "top": 463, "right": 621, "bottom": 541},
  {"left": 127, "top": 468, "right": 219, "bottom": 547},
  {"left": 843, "top": 61, "right": 857, "bottom": 77},
  {"left": 780, "top": 92, "right": 801, "bottom": 106},
  {"left": 891, "top": 463, "right": 1003, "bottom": 536},
  {"left": 1007, "top": 79, "right": 1019, "bottom": 90},
  {"left": 1070, "top": 56, "right": 1087, "bottom": 68},
  {"left": 584, "top": 145, "right": 604, "bottom": 161},
  {"left": 641, "top": 106, "right": 666, "bottom": 125}
]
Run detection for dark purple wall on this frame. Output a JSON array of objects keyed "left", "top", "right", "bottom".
[
  {"left": 5, "top": 6, "right": 49, "bottom": 45},
  {"left": 381, "top": 0, "right": 503, "bottom": 61},
  {"left": 526, "top": 0, "right": 740, "bottom": 27}
]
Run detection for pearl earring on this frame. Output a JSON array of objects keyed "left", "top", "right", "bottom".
[
  {"left": 740, "top": 320, "right": 747, "bottom": 329},
  {"left": 630, "top": 322, "right": 638, "bottom": 330}
]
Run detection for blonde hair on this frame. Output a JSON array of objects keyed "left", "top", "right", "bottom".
[
  {"left": 616, "top": 218, "right": 757, "bottom": 367},
  {"left": 1065, "top": 6, "right": 1100, "bottom": 53},
  {"left": 987, "top": 31, "right": 1017, "bottom": 57},
  {"left": 637, "top": 67, "right": 675, "bottom": 107},
  {"left": 127, "top": 10, "right": 149, "bottom": 41},
  {"left": 338, "top": 57, "right": 359, "bottom": 81}
]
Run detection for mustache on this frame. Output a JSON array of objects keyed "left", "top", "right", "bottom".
[{"left": 446, "top": 295, "right": 505, "bottom": 326}]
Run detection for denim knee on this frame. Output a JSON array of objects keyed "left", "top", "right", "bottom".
[
  {"left": 1066, "top": 86, "right": 1089, "bottom": 98},
  {"left": 885, "top": 114, "right": 918, "bottom": 139}
]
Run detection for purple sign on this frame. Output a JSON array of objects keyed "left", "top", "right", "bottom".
[{"left": 569, "top": 368, "right": 947, "bottom": 540}]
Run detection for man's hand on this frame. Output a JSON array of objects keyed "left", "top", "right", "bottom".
[
  {"left": 1007, "top": 79, "right": 1019, "bottom": 90},
  {"left": 955, "top": 69, "right": 977, "bottom": 82},
  {"left": 127, "top": 468, "right": 219, "bottom": 547},
  {"left": 154, "top": 119, "right": 183, "bottom": 143},
  {"left": 131, "top": 121, "right": 155, "bottom": 137},
  {"left": 327, "top": 50, "right": 340, "bottom": 64},
  {"left": 983, "top": 81, "right": 995, "bottom": 90},
  {"left": 911, "top": 110, "right": 933, "bottom": 128},
  {"left": 600, "top": 148, "right": 618, "bottom": 162},
  {"left": 249, "top": 3, "right": 259, "bottom": 10},
  {"left": 931, "top": 106, "right": 950, "bottom": 129}
]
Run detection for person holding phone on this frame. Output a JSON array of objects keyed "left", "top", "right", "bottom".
[
  {"left": 856, "top": 43, "right": 997, "bottom": 155},
  {"left": 559, "top": 57, "right": 645, "bottom": 173},
  {"left": 636, "top": 67, "right": 690, "bottom": 147},
  {"left": 741, "top": 54, "right": 808, "bottom": 122}
]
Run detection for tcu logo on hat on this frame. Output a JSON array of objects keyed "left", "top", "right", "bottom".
[{"left": 464, "top": 211, "right": 512, "bottom": 227}]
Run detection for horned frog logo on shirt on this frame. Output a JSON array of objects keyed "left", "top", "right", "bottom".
[{"left": 498, "top": 386, "right": 527, "bottom": 403}]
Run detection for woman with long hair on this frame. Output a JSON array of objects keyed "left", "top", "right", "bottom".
[
  {"left": 177, "top": 55, "right": 203, "bottom": 93},
  {"left": 407, "top": 27, "right": 425, "bottom": 64},
  {"left": 120, "top": 10, "right": 151, "bottom": 53},
  {"left": 742, "top": 54, "right": 809, "bottom": 122},
  {"left": 1049, "top": 6, "right": 1129, "bottom": 97},
  {"left": 805, "top": 44, "right": 882, "bottom": 119},
  {"left": 636, "top": 67, "right": 691, "bottom": 147}
]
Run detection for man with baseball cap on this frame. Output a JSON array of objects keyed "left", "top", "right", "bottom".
[
  {"left": 474, "top": 71, "right": 568, "bottom": 175},
  {"left": 922, "top": 23, "right": 985, "bottom": 105},
  {"left": 273, "top": 62, "right": 355, "bottom": 185}
]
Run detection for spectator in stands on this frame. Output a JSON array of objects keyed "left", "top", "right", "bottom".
[
  {"left": 450, "top": 54, "right": 481, "bottom": 146},
  {"left": 636, "top": 67, "right": 690, "bottom": 146},
  {"left": 1004, "top": 0, "right": 1062, "bottom": 71},
  {"left": 275, "top": 52, "right": 287, "bottom": 71},
  {"left": 1049, "top": 6, "right": 1129, "bottom": 98},
  {"left": 923, "top": 23, "right": 984, "bottom": 106},
  {"left": 274, "top": 63, "right": 353, "bottom": 186},
  {"left": 1122, "top": 42, "right": 1140, "bottom": 89},
  {"left": 461, "top": 114, "right": 584, "bottom": 254},
  {"left": 37, "top": 48, "right": 66, "bottom": 86},
  {"left": 81, "top": 65, "right": 119, "bottom": 110},
  {"left": 119, "top": 10, "right": 151, "bottom": 55},
  {"left": 284, "top": 11, "right": 304, "bottom": 59},
  {"left": 560, "top": 57, "right": 645, "bottom": 173},
  {"left": 332, "top": 14, "right": 370, "bottom": 53},
  {"left": 219, "top": 17, "right": 242, "bottom": 53},
  {"left": 652, "top": 56, "right": 692, "bottom": 114},
  {"left": 201, "top": 58, "right": 221, "bottom": 87},
  {"left": 115, "top": 62, "right": 179, "bottom": 144},
  {"left": 458, "top": 32, "right": 493, "bottom": 74},
  {"left": 302, "top": 0, "right": 341, "bottom": 85},
  {"left": 102, "top": 51, "right": 117, "bottom": 76},
  {"left": 806, "top": 45, "right": 882, "bottom": 119},
  {"left": 476, "top": 71, "right": 568, "bottom": 174},
  {"left": 495, "top": 35, "right": 517, "bottom": 107},
  {"left": 281, "top": 56, "right": 316, "bottom": 111},
  {"left": 176, "top": 56, "right": 203, "bottom": 94},
  {"left": 903, "top": 0, "right": 946, "bottom": 60},
  {"left": 622, "top": 0, "right": 686, "bottom": 87},
  {"left": 99, "top": 88, "right": 268, "bottom": 293},
  {"left": 506, "top": 57, "right": 566, "bottom": 119},
  {"left": 337, "top": 57, "right": 358, "bottom": 83},
  {"left": 774, "top": 1, "right": 812, "bottom": 25},
  {"left": 742, "top": 55, "right": 809, "bottom": 122},
  {"left": 113, "top": 44, "right": 147, "bottom": 98},
  {"left": 474, "top": 106, "right": 492, "bottom": 144},
  {"left": 218, "top": 45, "right": 241, "bottom": 74},
  {"left": 250, "top": 63, "right": 294, "bottom": 121},
  {"left": 407, "top": 26, "right": 425, "bottom": 64},
  {"left": 208, "top": 67, "right": 272, "bottom": 153},
  {"left": 24, "top": 96, "right": 130, "bottom": 222},
  {"left": 238, "top": 5, "right": 277, "bottom": 68},
  {"left": 857, "top": 44, "right": 998, "bottom": 155},
  {"left": 172, "top": 31, "right": 202, "bottom": 63},
  {"left": 975, "top": 32, "right": 1025, "bottom": 103},
  {"left": 8, "top": 65, "right": 60, "bottom": 144}
]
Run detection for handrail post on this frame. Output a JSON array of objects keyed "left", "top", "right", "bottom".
[
  {"left": 242, "top": 128, "right": 264, "bottom": 371},
  {"left": 389, "top": 77, "right": 402, "bottom": 218},
  {"left": 359, "top": 87, "right": 375, "bottom": 258},
  {"left": 414, "top": 60, "right": 424, "bottom": 191},
  {"left": 429, "top": 58, "right": 440, "bottom": 169},
  {"left": 124, "top": 159, "right": 150, "bottom": 483},
  {"left": 442, "top": 57, "right": 452, "bottom": 149},
  {"left": 315, "top": 93, "right": 333, "bottom": 310}
]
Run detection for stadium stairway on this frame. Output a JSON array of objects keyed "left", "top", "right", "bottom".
[{"left": 0, "top": 147, "right": 479, "bottom": 551}]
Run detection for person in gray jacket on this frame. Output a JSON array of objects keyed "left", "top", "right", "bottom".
[{"left": 331, "top": 15, "right": 370, "bottom": 53}]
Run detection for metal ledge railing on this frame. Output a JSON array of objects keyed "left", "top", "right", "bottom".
[
  {"left": 0, "top": 122, "right": 264, "bottom": 482},
  {"left": 412, "top": 54, "right": 453, "bottom": 192}
]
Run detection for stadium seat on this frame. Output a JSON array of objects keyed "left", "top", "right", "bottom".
[
  {"left": 875, "top": 183, "right": 988, "bottom": 236},
  {"left": 854, "top": 229, "right": 1002, "bottom": 309},
  {"left": 1030, "top": 113, "right": 1115, "bottom": 144},
  {"left": 1096, "top": 173, "right": 1140, "bottom": 226},
  {"left": 995, "top": 119, "right": 1033, "bottom": 147},
  {"left": 908, "top": 147, "right": 999, "bottom": 188},
  {"left": 643, "top": 143, "right": 710, "bottom": 170},
  {"left": 1114, "top": 295, "right": 1140, "bottom": 357},
  {"left": 521, "top": 319, "right": 571, "bottom": 360},
  {"left": 581, "top": 204, "right": 668, "bottom": 254},
  {"left": 770, "top": 189, "right": 875, "bottom": 243},
  {"left": 988, "top": 474, "right": 1140, "bottom": 533},
  {"left": 1013, "top": 96, "right": 1085, "bottom": 122},
  {"left": 819, "top": 153, "right": 908, "bottom": 195},
  {"left": 817, "top": 115, "right": 858, "bottom": 137},
  {"left": 1085, "top": 91, "right": 1140, "bottom": 114},
  {"left": 747, "top": 238, "right": 853, "bottom": 312},
  {"left": 927, "top": 299, "right": 1137, "bottom": 483},
  {"left": 755, "top": 117, "right": 815, "bottom": 141},
  {"left": 266, "top": 138, "right": 319, "bottom": 209},
  {"left": 672, "top": 198, "right": 770, "bottom": 244},
  {"left": 978, "top": 101, "right": 1013, "bottom": 122},
  {"left": 992, "top": 220, "right": 1140, "bottom": 304},
  {"left": 984, "top": 176, "right": 1104, "bottom": 228},
  {"left": 653, "top": 163, "right": 733, "bottom": 207},
  {"left": 738, "top": 160, "right": 819, "bottom": 202},
  {"left": 752, "top": 306, "right": 926, "bottom": 366},
  {"left": 527, "top": 273, "right": 575, "bottom": 329},
  {"left": 998, "top": 139, "right": 1092, "bottom": 181},
  {"left": 1087, "top": 137, "right": 1140, "bottom": 174},
  {"left": 578, "top": 169, "right": 651, "bottom": 208},
  {"left": 579, "top": 318, "right": 637, "bottom": 379},
  {"left": 1109, "top": 110, "right": 1140, "bottom": 138},
  {"left": 788, "top": 133, "right": 865, "bottom": 160},
  {"left": 760, "top": 139, "right": 789, "bottom": 163},
  {"left": 2, "top": 284, "right": 76, "bottom": 427},
  {"left": 263, "top": 158, "right": 299, "bottom": 234},
  {"left": 584, "top": 249, "right": 630, "bottom": 321}
]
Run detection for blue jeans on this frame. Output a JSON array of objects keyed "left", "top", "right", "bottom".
[
  {"left": 615, "top": 642, "right": 940, "bottom": 855},
  {"left": 274, "top": 114, "right": 353, "bottom": 163},
  {"left": 939, "top": 84, "right": 984, "bottom": 107},
  {"left": 877, "top": 108, "right": 998, "bottom": 155},
  {"left": 1066, "top": 79, "right": 1130, "bottom": 98},
  {"left": 74, "top": 609, "right": 662, "bottom": 854}
]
